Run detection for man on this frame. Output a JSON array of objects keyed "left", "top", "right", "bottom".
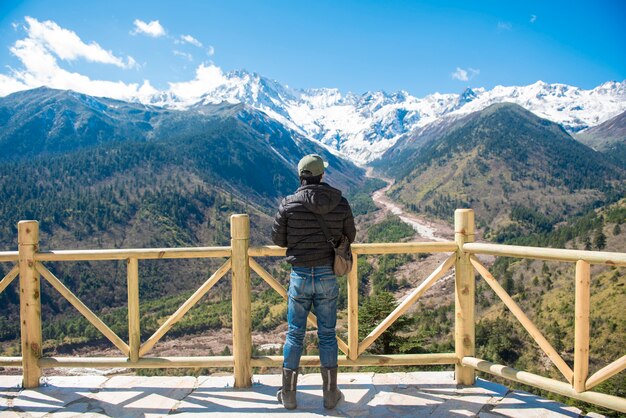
[{"left": 271, "top": 154, "right": 356, "bottom": 410}]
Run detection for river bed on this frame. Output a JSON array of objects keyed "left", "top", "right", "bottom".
[{"left": 366, "top": 168, "right": 452, "bottom": 242}]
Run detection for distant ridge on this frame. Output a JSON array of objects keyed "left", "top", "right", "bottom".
[
  {"left": 0, "top": 86, "right": 362, "bottom": 192},
  {"left": 148, "top": 74, "right": 626, "bottom": 163},
  {"left": 576, "top": 110, "right": 626, "bottom": 166},
  {"left": 2, "top": 72, "right": 625, "bottom": 164}
]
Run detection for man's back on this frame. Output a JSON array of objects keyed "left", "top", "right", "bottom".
[{"left": 271, "top": 182, "right": 356, "bottom": 267}]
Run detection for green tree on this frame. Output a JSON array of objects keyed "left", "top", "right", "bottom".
[
  {"left": 476, "top": 318, "right": 523, "bottom": 365},
  {"left": 358, "top": 291, "right": 412, "bottom": 354},
  {"left": 504, "top": 271, "right": 515, "bottom": 295},
  {"left": 594, "top": 229, "right": 607, "bottom": 250}
]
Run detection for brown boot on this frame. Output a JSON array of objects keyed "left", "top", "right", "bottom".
[
  {"left": 321, "top": 366, "right": 343, "bottom": 409},
  {"left": 277, "top": 367, "right": 298, "bottom": 409}
]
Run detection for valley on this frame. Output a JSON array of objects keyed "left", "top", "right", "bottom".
[
  {"left": 0, "top": 84, "right": 624, "bottom": 415},
  {"left": 366, "top": 168, "right": 453, "bottom": 242}
]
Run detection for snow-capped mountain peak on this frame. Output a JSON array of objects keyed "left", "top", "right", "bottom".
[{"left": 142, "top": 68, "right": 626, "bottom": 164}]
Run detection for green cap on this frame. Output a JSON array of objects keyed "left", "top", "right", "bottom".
[{"left": 298, "top": 154, "right": 328, "bottom": 177}]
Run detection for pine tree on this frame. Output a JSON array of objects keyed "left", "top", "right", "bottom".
[
  {"left": 594, "top": 228, "right": 607, "bottom": 250},
  {"left": 504, "top": 275, "right": 515, "bottom": 295},
  {"left": 358, "top": 291, "right": 412, "bottom": 354}
]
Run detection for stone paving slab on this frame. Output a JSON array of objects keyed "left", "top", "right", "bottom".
[
  {"left": 0, "top": 376, "right": 21, "bottom": 412},
  {"left": 490, "top": 390, "right": 584, "bottom": 418},
  {"left": 8, "top": 376, "right": 107, "bottom": 418},
  {"left": 0, "top": 372, "right": 609, "bottom": 417}
]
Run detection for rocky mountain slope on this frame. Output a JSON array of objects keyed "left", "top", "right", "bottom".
[{"left": 575, "top": 110, "right": 626, "bottom": 166}]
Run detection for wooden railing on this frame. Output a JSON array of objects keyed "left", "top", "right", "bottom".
[{"left": 0, "top": 210, "right": 625, "bottom": 413}]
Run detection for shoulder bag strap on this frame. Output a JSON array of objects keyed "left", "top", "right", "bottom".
[{"left": 313, "top": 213, "right": 335, "bottom": 247}]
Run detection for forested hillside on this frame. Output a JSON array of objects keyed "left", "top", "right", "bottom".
[
  {"left": 0, "top": 87, "right": 364, "bottom": 352},
  {"left": 376, "top": 103, "right": 625, "bottom": 241}
]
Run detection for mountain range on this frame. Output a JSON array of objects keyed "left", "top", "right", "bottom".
[
  {"left": 0, "top": 87, "right": 362, "bottom": 191},
  {"left": 2, "top": 69, "right": 625, "bottom": 165},
  {"left": 1, "top": 78, "right": 624, "bottom": 242},
  {"left": 136, "top": 66, "right": 626, "bottom": 163}
]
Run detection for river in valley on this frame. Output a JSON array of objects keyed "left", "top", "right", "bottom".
[{"left": 365, "top": 168, "right": 452, "bottom": 242}]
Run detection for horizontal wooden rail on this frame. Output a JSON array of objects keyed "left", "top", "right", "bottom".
[
  {"left": 2, "top": 353, "right": 458, "bottom": 369},
  {"left": 462, "top": 357, "right": 626, "bottom": 414},
  {"left": 0, "top": 251, "right": 18, "bottom": 262},
  {"left": 0, "top": 357, "right": 21, "bottom": 367},
  {"left": 249, "top": 242, "right": 457, "bottom": 257},
  {"left": 0, "top": 264, "right": 18, "bottom": 294},
  {"left": 39, "top": 356, "right": 234, "bottom": 368},
  {"left": 248, "top": 246, "right": 286, "bottom": 257},
  {"left": 464, "top": 243, "right": 626, "bottom": 266},
  {"left": 35, "top": 246, "right": 231, "bottom": 261},
  {"left": 352, "top": 242, "right": 457, "bottom": 254},
  {"left": 252, "top": 353, "right": 458, "bottom": 367}
]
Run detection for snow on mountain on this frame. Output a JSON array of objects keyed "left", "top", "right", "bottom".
[
  {"left": 140, "top": 65, "right": 626, "bottom": 164},
  {"left": 450, "top": 81, "right": 626, "bottom": 133}
]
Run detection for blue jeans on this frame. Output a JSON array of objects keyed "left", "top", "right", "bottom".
[{"left": 283, "top": 265, "right": 338, "bottom": 370}]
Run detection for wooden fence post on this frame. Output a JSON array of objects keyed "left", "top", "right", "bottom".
[
  {"left": 574, "top": 260, "right": 590, "bottom": 392},
  {"left": 347, "top": 252, "right": 359, "bottom": 360},
  {"left": 127, "top": 257, "right": 140, "bottom": 362},
  {"left": 454, "top": 209, "right": 475, "bottom": 385},
  {"left": 231, "top": 214, "right": 252, "bottom": 388},
  {"left": 18, "top": 220, "right": 42, "bottom": 388}
]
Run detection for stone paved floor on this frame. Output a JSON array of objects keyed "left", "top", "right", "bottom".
[{"left": 0, "top": 371, "right": 604, "bottom": 417}]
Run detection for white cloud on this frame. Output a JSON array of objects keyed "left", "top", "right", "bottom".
[
  {"left": 497, "top": 21, "right": 512, "bottom": 31},
  {"left": 131, "top": 19, "right": 166, "bottom": 37},
  {"left": 0, "top": 73, "right": 28, "bottom": 96},
  {"left": 167, "top": 63, "right": 228, "bottom": 102},
  {"left": 451, "top": 67, "right": 480, "bottom": 81},
  {"left": 180, "top": 34, "right": 202, "bottom": 47},
  {"left": 173, "top": 50, "right": 193, "bottom": 61},
  {"left": 0, "top": 17, "right": 226, "bottom": 105},
  {"left": 0, "top": 17, "right": 155, "bottom": 100},
  {"left": 22, "top": 16, "right": 136, "bottom": 69},
  {"left": 207, "top": 45, "right": 215, "bottom": 56},
  {"left": 530, "top": 15, "right": 537, "bottom": 24}
]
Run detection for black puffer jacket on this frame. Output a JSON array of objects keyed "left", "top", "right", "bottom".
[{"left": 272, "top": 183, "right": 356, "bottom": 267}]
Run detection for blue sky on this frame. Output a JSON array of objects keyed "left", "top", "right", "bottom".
[{"left": 0, "top": 0, "right": 624, "bottom": 98}]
